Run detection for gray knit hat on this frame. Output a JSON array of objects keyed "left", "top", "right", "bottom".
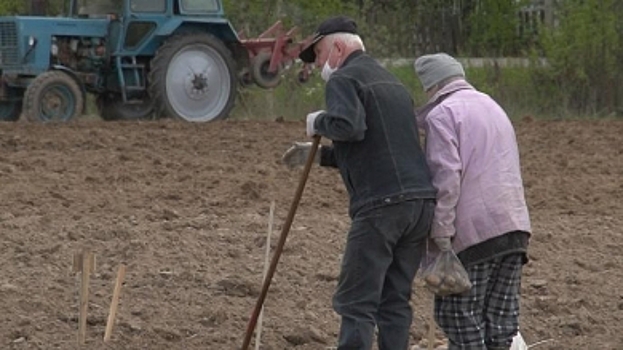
[{"left": 414, "top": 53, "right": 465, "bottom": 91}]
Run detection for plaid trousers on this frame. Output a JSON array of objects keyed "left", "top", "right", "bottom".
[{"left": 434, "top": 253, "right": 524, "bottom": 350}]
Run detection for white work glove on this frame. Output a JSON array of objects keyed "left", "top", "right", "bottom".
[
  {"left": 434, "top": 237, "right": 453, "bottom": 252},
  {"left": 306, "top": 110, "right": 324, "bottom": 137},
  {"left": 281, "top": 142, "right": 321, "bottom": 169}
]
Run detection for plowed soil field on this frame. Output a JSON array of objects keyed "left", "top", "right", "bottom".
[{"left": 0, "top": 118, "right": 621, "bottom": 350}]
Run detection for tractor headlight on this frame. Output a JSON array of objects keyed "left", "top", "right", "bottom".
[
  {"left": 51, "top": 43, "right": 59, "bottom": 56},
  {"left": 28, "top": 36, "right": 37, "bottom": 47}
]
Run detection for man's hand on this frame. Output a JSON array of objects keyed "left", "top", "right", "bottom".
[
  {"left": 306, "top": 110, "right": 324, "bottom": 137},
  {"left": 434, "top": 237, "right": 453, "bottom": 252},
  {"left": 281, "top": 142, "right": 321, "bottom": 169}
]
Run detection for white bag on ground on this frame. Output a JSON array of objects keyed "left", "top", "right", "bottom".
[
  {"left": 411, "top": 332, "right": 528, "bottom": 350},
  {"left": 510, "top": 332, "right": 528, "bottom": 350}
]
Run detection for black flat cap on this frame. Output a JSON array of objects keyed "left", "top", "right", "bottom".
[{"left": 299, "top": 16, "right": 358, "bottom": 63}]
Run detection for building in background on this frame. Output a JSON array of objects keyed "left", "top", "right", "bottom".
[{"left": 517, "top": 0, "right": 557, "bottom": 37}]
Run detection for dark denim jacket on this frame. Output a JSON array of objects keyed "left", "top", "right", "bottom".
[{"left": 315, "top": 51, "right": 436, "bottom": 217}]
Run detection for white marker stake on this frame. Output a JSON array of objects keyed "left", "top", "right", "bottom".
[{"left": 255, "top": 201, "right": 275, "bottom": 350}]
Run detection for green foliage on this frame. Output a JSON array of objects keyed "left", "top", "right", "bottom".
[
  {"left": 384, "top": 64, "right": 427, "bottom": 105},
  {"left": 48, "top": 0, "right": 66, "bottom": 15},
  {"left": 220, "top": 0, "right": 537, "bottom": 58},
  {"left": 354, "top": 1, "right": 417, "bottom": 58},
  {"left": 538, "top": 0, "right": 623, "bottom": 116},
  {"left": 377, "top": 62, "right": 547, "bottom": 119},
  {"left": 0, "top": 0, "right": 65, "bottom": 15},
  {"left": 222, "top": 0, "right": 357, "bottom": 41},
  {"left": 232, "top": 69, "right": 326, "bottom": 121},
  {"left": 231, "top": 61, "right": 593, "bottom": 122},
  {"left": 223, "top": 0, "right": 623, "bottom": 118},
  {"left": 0, "top": 0, "right": 25, "bottom": 14},
  {"left": 466, "top": 0, "right": 524, "bottom": 56}
]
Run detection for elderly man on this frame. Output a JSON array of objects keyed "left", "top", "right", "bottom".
[
  {"left": 413, "top": 53, "right": 532, "bottom": 350},
  {"left": 282, "top": 16, "right": 436, "bottom": 350}
]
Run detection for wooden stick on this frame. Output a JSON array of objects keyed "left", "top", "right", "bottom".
[
  {"left": 255, "top": 201, "right": 275, "bottom": 350},
  {"left": 78, "top": 251, "right": 95, "bottom": 345},
  {"left": 241, "top": 135, "right": 321, "bottom": 350},
  {"left": 104, "top": 264, "right": 127, "bottom": 342}
]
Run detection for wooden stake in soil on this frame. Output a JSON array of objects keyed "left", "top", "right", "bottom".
[
  {"left": 241, "top": 135, "right": 321, "bottom": 350},
  {"left": 72, "top": 251, "right": 96, "bottom": 346},
  {"left": 104, "top": 264, "right": 127, "bottom": 342},
  {"left": 255, "top": 201, "right": 275, "bottom": 350}
]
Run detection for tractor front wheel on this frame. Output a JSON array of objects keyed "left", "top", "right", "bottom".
[
  {"left": 22, "top": 71, "right": 84, "bottom": 122},
  {"left": 149, "top": 33, "right": 237, "bottom": 122}
]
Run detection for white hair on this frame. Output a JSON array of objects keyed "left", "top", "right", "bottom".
[{"left": 326, "top": 33, "right": 366, "bottom": 51}]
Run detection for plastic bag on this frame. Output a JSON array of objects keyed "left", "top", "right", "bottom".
[
  {"left": 510, "top": 332, "right": 528, "bottom": 350},
  {"left": 420, "top": 250, "right": 472, "bottom": 296}
]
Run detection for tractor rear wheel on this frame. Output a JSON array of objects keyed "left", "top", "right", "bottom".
[
  {"left": 97, "top": 93, "right": 154, "bottom": 121},
  {"left": 149, "top": 33, "right": 237, "bottom": 122},
  {"left": 22, "top": 71, "right": 83, "bottom": 122}
]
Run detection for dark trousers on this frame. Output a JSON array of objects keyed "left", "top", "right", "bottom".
[
  {"left": 333, "top": 199, "right": 435, "bottom": 350},
  {"left": 434, "top": 253, "right": 524, "bottom": 350}
]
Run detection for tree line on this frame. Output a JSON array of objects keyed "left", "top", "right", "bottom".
[
  {"left": 225, "top": 0, "right": 623, "bottom": 116},
  {"left": 0, "top": 0, "right": 540, "bottom": 57}
]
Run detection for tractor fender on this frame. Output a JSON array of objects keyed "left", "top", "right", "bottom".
[
  {"left": 50, "top": 65, "right": 87, "bottom": 114},
  {"left": 156, "top": 21, "right": 246, "bottom": 65},
  {"left": 175, "top": 22, "right": 248, "bottom": 63},
  {"left": 156, "top": 18, "right": 240, "bottom": 43}
]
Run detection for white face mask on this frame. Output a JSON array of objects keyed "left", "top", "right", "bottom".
[{"left": 321, "top": 46, "right": 340, "bottom": 82}]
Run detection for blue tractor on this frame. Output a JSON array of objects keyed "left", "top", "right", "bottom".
[{"left": 0, "top": 0, "right": 283, "bottom": 122}]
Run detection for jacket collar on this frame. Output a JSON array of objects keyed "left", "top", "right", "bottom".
[
  {"left": 415, "top": 79, "right": 475, "bottom": 122},
  {"left": 341, "top": 50, "right": 365, "bottom": 68}
]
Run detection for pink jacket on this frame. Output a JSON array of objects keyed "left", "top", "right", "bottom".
[{"left": 416, "top": 80, "right": 531, "bottom": 253}]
